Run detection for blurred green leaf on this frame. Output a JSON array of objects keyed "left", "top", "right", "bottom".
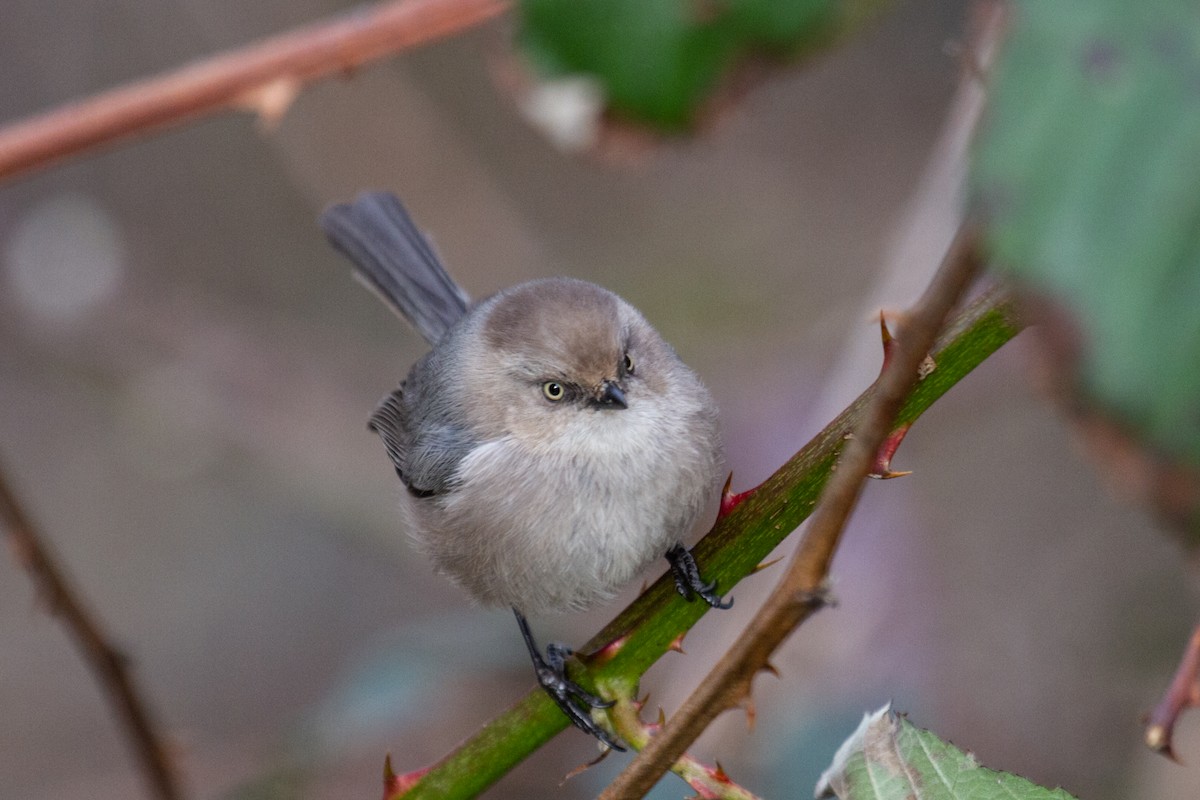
[
  {"left": 972, "top": 0, "right": 1200, "bottom": 467},
  {"left": 520, "top": 0, "right": 734, "bottom": 127},
  {"left": 816, "top": 706, "right": 1078, "bottom": 800},
  {"left": 518, "top": 0, "right": 866, "bottom": 129}
]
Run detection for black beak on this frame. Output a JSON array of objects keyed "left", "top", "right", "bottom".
[{"left": 595, "top": 381, "right": 628, "bottom": 409}]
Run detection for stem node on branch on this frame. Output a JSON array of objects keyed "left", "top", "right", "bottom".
[{"left": 0, "top": 0, "right": 511, "bottom": 182}]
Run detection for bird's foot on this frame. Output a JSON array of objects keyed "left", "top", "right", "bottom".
[
  {"left": 514, "top": 609, "right": 625, "bottom": 752},
  {"left": 666, "top": 544, "right": 733, "bottom": 609}
]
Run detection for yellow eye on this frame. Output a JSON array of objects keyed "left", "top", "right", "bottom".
[
  {"left": 542, "top": 381, "right": 565, "bottom": 401},
  {"left": 623, "top": 353, "right": 635, "bottom": 374}
]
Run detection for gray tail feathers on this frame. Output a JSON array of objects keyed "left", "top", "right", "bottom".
[{"left": 320, "top": 192, "right": 470, "bottom": 345}]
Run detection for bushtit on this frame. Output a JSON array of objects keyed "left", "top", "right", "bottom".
[{"left": 321, "top": 192, "right": 730, "bottom": 750}]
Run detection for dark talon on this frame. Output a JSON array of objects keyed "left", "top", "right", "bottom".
[
  {"left": 665, "top": 544, "right": 733, "bottom": 610},
  {"left": 514, "top": 609, "right": 625, "bottom": 751}
]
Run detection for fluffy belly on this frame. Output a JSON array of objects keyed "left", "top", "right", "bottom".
[{"left": 408, "top": 436, "right": 707, "bottom": 614}]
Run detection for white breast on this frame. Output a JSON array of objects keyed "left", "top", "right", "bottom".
[{"left": 405, "top": 396, "right": 720, "bottom": 614}]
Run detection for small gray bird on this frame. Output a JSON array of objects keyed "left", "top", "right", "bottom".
[{"left": 321, "top": 192, "right": 730, "bottom": 750}]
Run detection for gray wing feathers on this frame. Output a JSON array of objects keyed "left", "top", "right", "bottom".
[
  {"left": 369, "top": 387, "right": 476, "bottom": 497},
  {"left": 368, "top": 390, "right": 410, "bottom": 483},
  {"left": 320, "top": 192, "right": 470, "bottom": 345}
]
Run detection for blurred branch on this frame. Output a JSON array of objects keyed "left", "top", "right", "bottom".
[
  {"left": 396, "top": 282, "right": 1021, "bottom": 799},
  {"left": 0, "top": 460, "right": 182, "bottom": 800},
  {"left": 0, "top": 0, "right": 509, "bottom": 182},
  {"left": 600, "top": 225, "right": 984, "bottom": 799},
  {"left": 1146, "top": 620, "right": 1200, "bottom": 761}
]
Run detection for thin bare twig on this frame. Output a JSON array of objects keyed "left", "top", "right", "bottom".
[
  {"left": 599, "top": 226, "right": 983, "bottom": 799},
  {"left": 1145, "top": 620, "right": 1200, "bottom": 761},
  {"left": 0, "top": 0, "right": 510, "bottom": 182},
  {"left": 0, "top": 460, "right": 181, "bottom": 800}
]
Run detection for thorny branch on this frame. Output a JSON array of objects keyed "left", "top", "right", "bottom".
[
  {"left": 599, "top": 225, "right": 984, "bottom": 799},
  {"left": 0, "top": 0, "right": 509, "bottom": 182},
  {"left": 0, "top": 459, "right": 181, "bottom": 800}
]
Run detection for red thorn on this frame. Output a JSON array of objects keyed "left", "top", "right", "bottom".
[
  {"left": 718, "top": 473, "right": 755, "bottom": 518},
  {"left": 634, "top": 692, "right": 650, "bottom": 712},
  {"left": 592, "top": 632, "right": 629, "bottom": 663},
  {"left": 713, "top": 760, "right": 732, "bottom": 783},
  {"left": 382, "top": 757, "right": 429, "bottom": 800},
  {"left": 668, "top": 631, "right": 688, "bottom": 654},
  {"left": 869, "top": 423, "right": 913, "bottom": 479}
]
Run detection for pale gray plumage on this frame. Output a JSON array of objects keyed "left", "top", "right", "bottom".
[
  {"left": 321, "top": 193, "right": 725, "bottom": 617},
  {"left": 322, "top": 192, "right": 729, "bottom": 750},
  {"left": 407, "top": 277, "right": 722, "bottom": 612}
]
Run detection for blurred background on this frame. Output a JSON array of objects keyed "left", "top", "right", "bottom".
[{"left": 1, "top": 0, "right": 1198, "bottom": 798}]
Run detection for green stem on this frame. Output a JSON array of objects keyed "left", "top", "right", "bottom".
[{"left": 398, "top": 286, "right": 1023, "bottom": 799}]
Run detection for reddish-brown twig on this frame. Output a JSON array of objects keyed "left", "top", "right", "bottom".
[
  {"left": 1146, "top": 621, "right": 1200, "bottom": 761},
  {"left": 0, "top": 0, "right": 509, "bottom": 182},
  {"left": 0, "top": 461, "right": 182, "bottom": 800},
  {"left": 599, "top": 225, "right": 983, "bottom": 799}
]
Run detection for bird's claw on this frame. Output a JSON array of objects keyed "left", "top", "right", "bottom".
[
  {"left": 515, "top": 610, "right": 625, "bottom": 752},
  {"left": 666, "top": 544, "right": 733, "bottom": 609},
  {"left": 534, "top": 658, "right": 624, "bottom": 751}
]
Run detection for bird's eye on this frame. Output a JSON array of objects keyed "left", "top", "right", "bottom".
[
  {"left": 623, "top": 352, "right": 635, "bottom": 375},
  {"left": 542, "top": 381, "right": 565, "bottom": 402}
]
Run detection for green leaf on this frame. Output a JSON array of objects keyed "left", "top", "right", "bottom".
[
  {"left": 815, "top": 705, "right": 1078, "bottom": 800},
  {"left": 972, "top": 0, "right": 1200, "bottom": 467},
  {"left": 520, "top": 0, "right": 736, "bottom": 128},
  {"left": 518, "top": 0, "right": 869, "bottom": 129}
]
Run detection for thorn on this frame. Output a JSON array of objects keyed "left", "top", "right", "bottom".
[
  {"left": 738, "top": 695, "right": 757, "bottom": 731},
  {"left": 381, "top": 753, "right": 396, "bottom": 786},
  {"left": 751, "top": 556, "right": 784, "bottom": 574},
  {"left": 760, "top": 661, "right": 781, "bottom": 679},
  {"left": 562, "top": 748, "right": 611, "bottom": 783},
  {"left": 869, "top": 424, "right": 913, "bottom": 479},
  {"left": 713, "top": 760, "right": 732, "bottom": 783},
  {"left": 879, "top": 312, "right": 897, "bottom": 370},
  {"left": 718, "top": 473, "right": 755, "bottom": 518},
  {"left": 656, "top": 707, "right": 667, "bottom": 728},
  {"left": 592, "top": 633, "right": 629, "bottom": 663},
  {"left": 668, "top": 631, "right": 688, "bottom": 654},
  {"left": 381, "top": 758, "right": 400, "bottom": 800},
  {"left": 635, "top": 693, "right": 650, "bottom": 712},
  {"left": 382, "top": 758, "right": 429, "bottom": 800}
]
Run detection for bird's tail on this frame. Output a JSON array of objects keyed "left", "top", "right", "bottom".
[{"left": 320, "top": 192, "right": 470, "bottom": 345}]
